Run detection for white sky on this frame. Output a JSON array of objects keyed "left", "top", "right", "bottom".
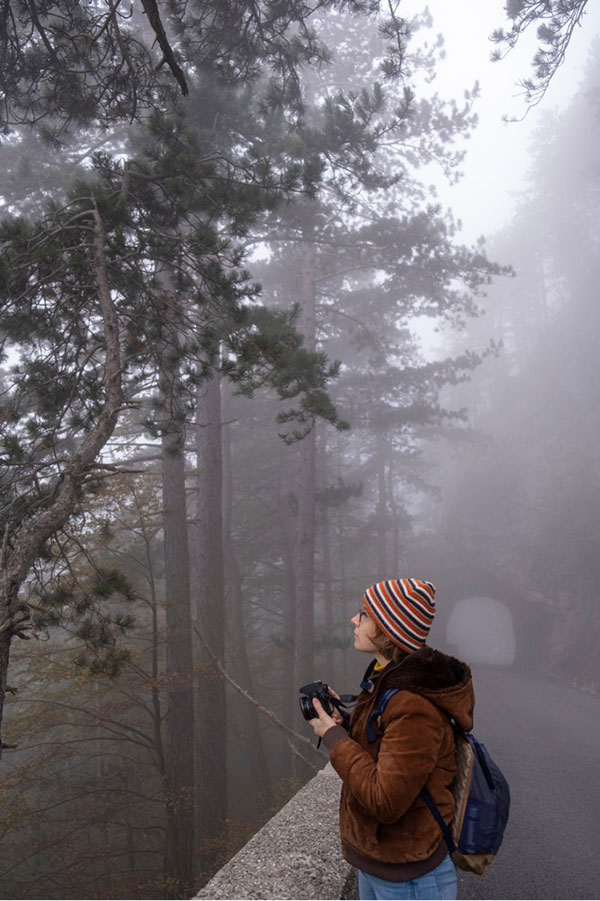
[{"left": 405, "top": 0, "right": 600, "bottom": 243}]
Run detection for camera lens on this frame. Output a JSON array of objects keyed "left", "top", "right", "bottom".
[{"left": 299, "top": 696, "right": 316, "bottom": 720}]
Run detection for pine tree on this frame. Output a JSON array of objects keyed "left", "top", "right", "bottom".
[{"left": 248, "top": 8, "right": 505, "bottom": 742}]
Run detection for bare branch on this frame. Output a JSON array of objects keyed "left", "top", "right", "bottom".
[{"left": 194, "top": 627, "right": 322, "bottom": 771}]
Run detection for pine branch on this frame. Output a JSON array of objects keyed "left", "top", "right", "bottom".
[
  {"left": 140, "top": 0, "right": 189, "bottom": 96},
  {"left": 0, "top": 204, "right": 124, "bottom": 618}
]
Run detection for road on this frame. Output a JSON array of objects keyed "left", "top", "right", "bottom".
[{"left": 457, "top": 665, "right": 600, "bottom": 900}]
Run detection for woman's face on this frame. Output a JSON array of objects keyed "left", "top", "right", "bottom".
[{"left": 351, "top": 608, "right": 380, "bottom": 655}]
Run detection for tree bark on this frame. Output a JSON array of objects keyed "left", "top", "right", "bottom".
[
  {"left": 335, "top": 437, "right": 352, "bottom": 688},
  {"left": 387, "top": 458, "right": 403, "bottom": 575},
  {"left": 317, "top": 435, "right": 334, "bottom": 665},
  {"left": 276, "top": 447, "right": 298, "bottom": 780},
  {"left": 195, "top": 370, "right": 226, "bottom": 875},
  {"left": 133, "top": 487, "right": 179, "bottom": 894},
  {"left": 293, "top": 238, "right": 317, "bottom": 738},
  {"left": 158, "top": 299, "right": 196, "bottom": 896},
  {"left": 376, "top": 436, "right": 388, "bottom": 576},
  {"left": 221, "top": 383, "right": 272, "bottom": 805},
  {"left": 277, "top": 447, "right": 298, "bottom": 655}
]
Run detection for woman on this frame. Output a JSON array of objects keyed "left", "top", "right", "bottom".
[{"left": 308, "top": 578, "right": 474, "bottom": 901}]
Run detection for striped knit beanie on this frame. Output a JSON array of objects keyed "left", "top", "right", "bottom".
[{"left": 362, "top": 579, "right": 436, "bottom": 653}]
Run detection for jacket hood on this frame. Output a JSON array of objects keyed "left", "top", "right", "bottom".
[{"left": 377, "top": 646, "right": 474, "bottom": 731}]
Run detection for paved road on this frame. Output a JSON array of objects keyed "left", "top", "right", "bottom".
[{"left": 457, "top": 666, "right": 600, "bottom": 900}]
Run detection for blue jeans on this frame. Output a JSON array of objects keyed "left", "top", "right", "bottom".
[{"left": 358, "top": 854, "right": 457, "bottom": 900}]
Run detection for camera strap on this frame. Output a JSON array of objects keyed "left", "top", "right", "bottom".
[{"left": 339, "top": 694, "right": 357, "bottom": 705}]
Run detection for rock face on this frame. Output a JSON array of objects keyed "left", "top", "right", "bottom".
[{"left": 195, "top": 763, "right": 352, "bottom": 900}]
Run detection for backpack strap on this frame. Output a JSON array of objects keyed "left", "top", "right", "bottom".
[
  {"left": 418, "top": 707, "right": 463, "bottom": 854},
  {"left": 420, "top": 786, "right": 456, "bottom": 855},
  {"left": 366, "top": 688, "right": 399, "bottom": 742}
]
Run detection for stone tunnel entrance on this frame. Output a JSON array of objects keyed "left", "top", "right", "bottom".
[{"left": 446, "top": 596, "right": 516, "bottom": 665}]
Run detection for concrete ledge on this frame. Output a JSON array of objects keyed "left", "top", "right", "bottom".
[{"left": 195, "top": 763, "right": 352, "bottom": 900}]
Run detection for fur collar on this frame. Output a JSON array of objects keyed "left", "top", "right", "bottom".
[
  {"left": 380, "top": 646, "right": 470, "bottom": 693},
  {"left": 370, "top": 646, "right": 474, "bottom": 730}
]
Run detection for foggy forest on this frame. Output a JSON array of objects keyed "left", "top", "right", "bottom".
[{"left": 0, "top": 1, "right": 599, "bottom": 899}]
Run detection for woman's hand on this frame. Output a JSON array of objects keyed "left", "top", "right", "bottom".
[
  {"left": 327, "top": 687, "right": 344, "bottom": 726},
  {"left": 308, "top": 697, "right": 339, "bottom": 738}
]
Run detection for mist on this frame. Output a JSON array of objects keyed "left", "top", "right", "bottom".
[{"left": 0, "top": 2, "right": 599, "bottom": 899}]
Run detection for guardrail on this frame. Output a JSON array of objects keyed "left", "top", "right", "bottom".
[{"left": 195, "top": 763, "right": 356, "bottom": 900}]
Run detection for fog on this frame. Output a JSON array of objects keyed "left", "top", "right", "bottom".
[{"left": 0, "top": 2, "right": 599, "bottom": 899}]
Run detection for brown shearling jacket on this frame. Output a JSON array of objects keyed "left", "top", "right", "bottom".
[{"left": 323, "top": 647, "right": 474, "bottom": 872}]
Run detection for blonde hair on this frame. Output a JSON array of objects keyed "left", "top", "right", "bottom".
[{"left": 368, "top": 620, "right": 409, "bottom": 665}]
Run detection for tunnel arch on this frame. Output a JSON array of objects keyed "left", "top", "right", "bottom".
[
  {"left": 446, "top": 596, "right": 516, "bottom": 665},
  {"left": 408, "top": 536, "right": 556, "bottom": 665}
]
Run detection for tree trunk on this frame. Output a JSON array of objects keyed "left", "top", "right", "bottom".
[
  {"left": 376, "top": 437, "right": 387, "bottom": 576},
  {"left": 277, "top": 446, "right": 298, "bottom": 657},
  {"left": 161, "top": 405, "right": 196, "bottom": 894},
  {"left": 0, "top": 636, "right": 10, "bottom": 749},
  {"left": 158, "top": 304, "right": 196, "bottom": 896},
  {"left": 293, "top": 238, "right": 317, "bottom": 739},
  {"left": 195, "top": 370, "right": 226, "bottom": 875},
  {"left": 387, "top": 458, "right": 402, "bottom": 575},
  {"left": 317, "top": 435, "right": 335, "bottom": 682},
  {"left": 276, "top": 447, "right": 298, "bottom": 779},
  {"left": 134, "top": 486, "right": 179, "bottom": 897},
  {"left": 318, "top": 435, "right": 334, "bottom": 637},
  {"left": 221, "top": 383, "right": 272, "bottom": 806},
  {"left": 335, "top": 436, "right": 352, "bottom": 688}
]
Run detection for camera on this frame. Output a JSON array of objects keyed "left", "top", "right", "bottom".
[{"left": 298, "top": 680, "right": 340, "bottom": 721}]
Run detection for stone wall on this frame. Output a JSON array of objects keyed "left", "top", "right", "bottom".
[{"left": 195, "top": 763, "right": 356, "bottom": 900}]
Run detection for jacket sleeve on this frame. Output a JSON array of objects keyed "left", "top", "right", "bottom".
[{"left": 327, "top": 691, "right": 445, "bottom": 824}]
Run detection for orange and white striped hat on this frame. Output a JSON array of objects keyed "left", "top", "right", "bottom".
[{"left": 362, "top": 579, "right": 436, "bottom": 653}]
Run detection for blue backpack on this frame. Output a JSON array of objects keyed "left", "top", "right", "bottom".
[{"left": 367, "top": 689, "right": 510, "bottom": 875}]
